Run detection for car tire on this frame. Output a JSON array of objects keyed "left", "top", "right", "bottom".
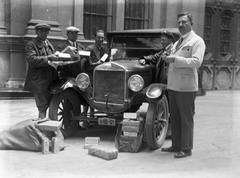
[
  {"left": 49, "top": 89, "right": 80, "bottom": 138},
  {"left": 145, "top": 94, "right": 169, "bottom": 150}
]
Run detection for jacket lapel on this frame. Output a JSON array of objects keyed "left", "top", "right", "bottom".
[{"left": 173, "top": 31, "right": 195, "bottom": 53}]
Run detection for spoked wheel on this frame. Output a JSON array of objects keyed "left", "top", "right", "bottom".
[
  {"left": 145, "top": 94, "right": 169, "bottom": 150},
  {"left": 49, "top": 90, "right": 81, "bottom": 138}
]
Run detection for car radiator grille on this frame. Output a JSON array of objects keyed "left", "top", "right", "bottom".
[{"left": 93, "top": 70, "right": 125, "bottom": 104}]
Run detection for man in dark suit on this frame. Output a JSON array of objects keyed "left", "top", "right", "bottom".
[
  {"left": 57, "top": 26, "right": 86, "bottom": 77},
  {"left": 86, "top": 29, "right": 108, "bottom": 72},
  {"left": 24, "top": 23, "right": 59, "bottom": 118},
  {"left": 139, "top": 31, "right": 174, "bottom": 84},
  {"left": 84, "top": 29, "right": 108, "bottom": 117},
  {"left": 162, "top": 12, "right": 206, "bottom": 158}
]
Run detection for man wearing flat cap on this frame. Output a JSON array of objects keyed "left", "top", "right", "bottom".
[
  {"left": 57, "top": 26, "right": 86, "bottom": 77},
  {"left": 24, "top": 23, "right": 59, "bottom": 118},
  {"left": 139, "top": 31, "right": 174, "bottom": 84}
]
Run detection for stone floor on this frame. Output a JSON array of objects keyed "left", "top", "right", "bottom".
[{"left": 0, "top": 90, "right": 240, "bottom": 178}]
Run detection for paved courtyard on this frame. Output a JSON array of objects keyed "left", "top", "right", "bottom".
[{"left": 0, "top": 90, "right": 240, "bottom": 178}]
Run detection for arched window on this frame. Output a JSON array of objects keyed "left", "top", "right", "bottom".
[
  {"left": 220, "top": 10, "right": 232, "bottom": 57},
  {"left": 204, "top": 8, "right": 213, "bottom": 53}
]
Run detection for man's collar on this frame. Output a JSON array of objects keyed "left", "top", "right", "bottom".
[
  {"left": 68, "top": 40, "right": 75, "bottom": 46},
  {"left": 95, "top": 42, "right": 102, "bottom": 49},
  {"left": 182, "top": 30, "right": 193, "bottom": 39},
  {"left": 34, "top": 37, "right": 46, "bottom": 48}
]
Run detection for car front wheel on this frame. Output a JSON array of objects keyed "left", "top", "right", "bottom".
[
  {"left": 49, "top": 89, "right": 81, "bottom": 138},
  {"left": 145, "top": 94, "right": 169, "bottom": 150}
]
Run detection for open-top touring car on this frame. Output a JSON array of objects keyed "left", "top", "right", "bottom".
[{"left": 49, "top": 28, "right": 180, "bottom": 149}]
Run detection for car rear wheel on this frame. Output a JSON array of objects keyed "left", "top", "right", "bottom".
[
  {"left": 49, "top": 90, "right": 81, "bottom": 138},
  {"left": 145, "top": 94, "right": 169, "bottom": 150}
]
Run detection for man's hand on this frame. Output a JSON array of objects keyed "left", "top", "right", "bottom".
[
  {"left": 48, "top": 60, "right": 59, "bottom": 69},
  {"left": 139, "top": 58, "right": 146, "bottom": 65},
  {"left": 48, "top": 54, "right": 59, "bottom": 61},
  {"left": 70, "top": 54, "right": 80, "bottom": 61},
  {"left": 163, "top": 55, "right": 175, "bottom": 63}
]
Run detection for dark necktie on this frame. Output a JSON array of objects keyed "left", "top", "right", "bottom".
[
  {"left": 100, "top": 47, "right": 104, "bottom": 58},
  {"left": 176, "top": 37, "right": 183, "bottom": 51}
]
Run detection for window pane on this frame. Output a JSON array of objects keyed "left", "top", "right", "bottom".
[
  {"left": 220, "top": 11, "right": 231, "bottom": 57},
  {"left": 124, "top": 0, "right": 149, "bottom": 30},
  {"left": 83, "top": 0, "right": 111, "bottom": 40}
]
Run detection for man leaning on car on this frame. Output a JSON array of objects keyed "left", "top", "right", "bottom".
[{"left": 139, "top": 31, "right": 174, "bottom": 84}]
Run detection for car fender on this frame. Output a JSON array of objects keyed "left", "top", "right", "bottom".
[
  {"left": 144, "top": 83, "right": 167, "bottom": 102},
  {"left": 50, "top": 78, "right": 80, "bottom": 95}
]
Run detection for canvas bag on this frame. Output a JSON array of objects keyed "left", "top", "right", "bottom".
[
  {"left": 0, "top": 118, "right": 64, "bottom": 151},
  {"left": 115, "top": 120, "right": 144, "bottom": 153}
]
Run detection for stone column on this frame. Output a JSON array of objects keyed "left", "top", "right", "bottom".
[
  {"left": 74, "top": 0, "right": 84, "bottom": 40},
  {"left": 0, "top": 0, "right": 7, "bottom": 35},
  {"left": 25, "top": 0, "right": 62, "bottom": 37}
]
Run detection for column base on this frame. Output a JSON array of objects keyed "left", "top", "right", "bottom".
[{"left": 0, "top": 26, "right": 7, "bottom": 35}]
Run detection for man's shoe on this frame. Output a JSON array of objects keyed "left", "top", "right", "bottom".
[
  {"left": 174, "top": 150, "right": 192, "bottom": 158},
  {"left": 161, "top": 146, "right": 180, "bottom": 152}
]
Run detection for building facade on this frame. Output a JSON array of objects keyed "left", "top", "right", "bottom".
[{"left": 0, "top": 0, "right": 239, "bottom": 91}]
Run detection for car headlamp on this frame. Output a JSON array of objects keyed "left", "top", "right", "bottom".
[
  {"left": 146, "top": 84, "right": 162, "bottom": 98},
  {"left": 128, "top": 74, "right": 144, "bottom": 92},
  {"left": 75, "top": 73, "right": 90, "bottom": 90}
]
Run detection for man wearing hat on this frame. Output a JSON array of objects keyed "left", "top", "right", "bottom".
[
  {"left": 57, "top": 26, "right": 86, "bottom": 77},
  {"left": 139, "top": 31, "right": 174, "bottom": 84},
  {"left": 24, "top": 23, "right": 59, "bottom": 118}
]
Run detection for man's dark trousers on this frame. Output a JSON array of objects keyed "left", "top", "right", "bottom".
[{"left": 168, "top": 90, "right": 196, "bottom": 151}]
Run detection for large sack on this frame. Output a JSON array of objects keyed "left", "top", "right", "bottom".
[
  {"left": 0, "top": 118, "right": 64, "bottom": 151},
  {"left": 115, "top": 119, "right": 144, "bottom": 153}
]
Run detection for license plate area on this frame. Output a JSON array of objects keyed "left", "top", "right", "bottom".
[
  {"left": 98, "top": 117, "right": 116, "bottom": 126},
  {"left": 123, "top": 112, "right": 137, "bottom": 119}
]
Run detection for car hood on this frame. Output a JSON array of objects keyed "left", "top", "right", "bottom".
[{"left": 95, "top": 58, "right": 152, "bottom": 73}]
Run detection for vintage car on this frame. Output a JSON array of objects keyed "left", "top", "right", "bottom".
[{"left": 49, "top": 28, "right": 180, "bottom": 150}]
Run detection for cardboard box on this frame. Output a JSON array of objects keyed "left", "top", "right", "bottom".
[
  {"left": 37, "top": 120, "right": 62, "bottom": 132},
  {"left": 88, "top": 145, "right": 118, "bottom": 160},
  {"left": 41, "top": 137, "right": 50, "bottom": 154},
  {"left": 84, "top": 137, "right": 100, "bottom": 149}
]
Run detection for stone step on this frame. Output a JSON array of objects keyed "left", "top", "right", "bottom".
[{"left": 0, "top": 89, "right": 33, "bottom": 99}]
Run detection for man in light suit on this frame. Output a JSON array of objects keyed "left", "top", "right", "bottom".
[{"left": 161, "top": 12, "right": 206, "bottom": 158}]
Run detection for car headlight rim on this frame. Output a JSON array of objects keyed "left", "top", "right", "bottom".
[
  {"left": 75, "top": 73, "right": 90, "bottom": 90},
  {"left": 128, "top": 74, "right": 144, "bottom": 92}
]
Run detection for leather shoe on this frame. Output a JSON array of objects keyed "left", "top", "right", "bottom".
[
  {"left": 161, "top": 146, "right": 180, "bottom": 152},
  {"left": 174, "top": 150, "right": 192, "bottom": 158}
]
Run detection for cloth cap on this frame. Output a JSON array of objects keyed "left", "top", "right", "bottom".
[
  {"left": 66, "top": 26, "right": 80, "bottom": 32},
  {"left": 161, "top": 31, "right": 174, "bottom": 40},
  {"left": 35, "top": 23, "right": 51, "bottom": 30}
]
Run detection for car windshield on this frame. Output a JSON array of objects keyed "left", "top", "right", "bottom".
[{"left": 109, "top": 36, "right": 163, "bottom": 60}]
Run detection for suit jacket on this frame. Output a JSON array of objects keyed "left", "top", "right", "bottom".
[
  {"left": 57, "top": 40, "right": 86, "bottom": 77},
  {"left": 144, "top": 43, "right": 173, "bottom": 84},
  {"left": 167, "top": 30, "right": 206, "bottom": 92},
  {"left": 86, "top": 43, "right": 108, "bottom": 72},
  {"left": 57, "top": 40, "right": 85, "bottom": 52},
  {"left": 24, "top": 37, "right": 58, "bottom": 93}
]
